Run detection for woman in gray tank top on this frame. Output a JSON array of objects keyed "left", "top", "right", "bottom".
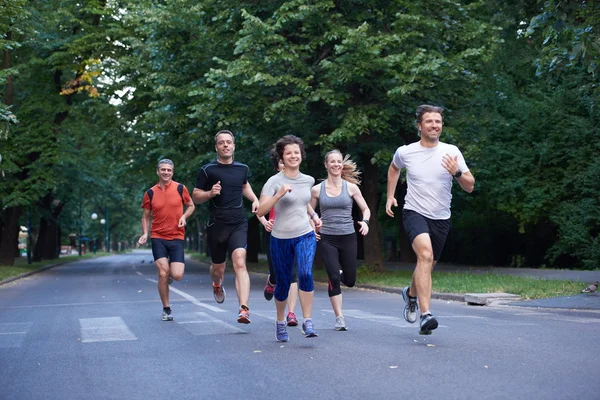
[{"left": 310, "top": 150, "right": 371, "bottom": 331}]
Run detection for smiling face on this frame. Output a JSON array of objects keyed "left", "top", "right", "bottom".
[
  {"left": 417, "top": 112, "right": 443, "bottom": 144},
  {"left": 156, "top": 163, "right": 173, "bottom": 184},
  {"left": 215, "top": 132, "right": 235, "bottom": 162},
  {"left": 325, "top": 151, "right": 343, "bottom": 177},
  {"left": 282, "top": 144, "right": 302, "bottom": 169}
]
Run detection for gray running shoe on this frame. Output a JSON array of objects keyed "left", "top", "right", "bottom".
[
  {"left": 213, "top": 281, "right": 226, "bottom": 304},
  {"left": 401, "top": 286, "right": 419, "bottom": 323},
  {"left": 334, "top": 316, "right": 347, "bottom": 331},
  {"left": 161, "top": 308, "right": 173, "bottom": 321},
  {"left": 419, "top": 313, "right": 438, "bottom": 335}
]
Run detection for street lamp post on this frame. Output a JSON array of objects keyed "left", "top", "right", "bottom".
[{"left": 91, "top": 213, "right": 98, "bottom": 253}]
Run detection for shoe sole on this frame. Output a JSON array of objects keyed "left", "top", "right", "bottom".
[
  {"left": 263, "top": 289, "right": 274, "bottom": 301},
  {"left": 213, "top": 287, "right": 226, "bottom": 304},
  {"left": 276, "top": 336, "right": 289, "bottom": 342},
  {"left": 237, "top": 315, "right": 251, "bottom": 324},
  {"left": 287, "top": 320, "right": 298, "bottom": 327},
  {"left": 162, "top": 317, "right": 174, "bottom": 321},
  {"left": 335, "top": 327, "right": 347, "bottom": 331},
  {"left": 302, "top": 329, "right": 318, "bottom": 338},
  {"left": 419, "top": 318, "right": 438, "bottom": 335}
]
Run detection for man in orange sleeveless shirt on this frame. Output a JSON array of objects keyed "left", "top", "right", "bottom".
[{"left": 138, "top": 159, "right": 195, "bottom": 321}]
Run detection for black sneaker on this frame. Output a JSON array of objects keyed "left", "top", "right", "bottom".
[
  {"left": 419, "top": 313, "right": 438, "bottom": 335},
  {"left": 168, "top": 277, "right": 174, "bottom": 285}
]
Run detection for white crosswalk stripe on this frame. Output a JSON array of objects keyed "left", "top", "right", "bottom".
[{"left": 79, "top": 317, "right": 137, "bottom": 343}]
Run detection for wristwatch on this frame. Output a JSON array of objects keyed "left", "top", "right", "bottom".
[{"left": 454, "top": 170, "right": 462, "bottom": 179}]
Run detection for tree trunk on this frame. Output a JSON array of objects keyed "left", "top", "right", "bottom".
[
  {"left": 360, "top": 156, "right": 385, "bottom": 272},
  {"left": 33, "top": 194, "right": 64, "bottom": 261},
  {"left": 0, "top": 206, "right": 23, "bottom": 265}
]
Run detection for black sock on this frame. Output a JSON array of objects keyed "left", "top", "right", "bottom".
[
  {"left": 407, "top": 287, "right": 416, "bottom": 299},
  {"left": 163, "top": 307, "right": 171, "bottom": 313},
  {"left": 241, "top": 305, "right": 249, "bottom": 311}
]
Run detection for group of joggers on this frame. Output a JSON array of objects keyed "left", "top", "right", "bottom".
[{"left": 138, "top": 104, "right": 475, "bottom": 341}]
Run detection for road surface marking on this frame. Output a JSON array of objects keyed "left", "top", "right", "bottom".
[
  {"left": 79, "top": 317, "right": 137, "bottom": 343},
  {"left": 146, "top": 278, "right": 225, "bottom": 313},
  {"left": 175, "top": 312, "right": 246, "bottom": 335},
  {"left": 0, "top": 322, "right": 32, "bottom": 348}
]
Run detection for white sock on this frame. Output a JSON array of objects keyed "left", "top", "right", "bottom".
[{"left": 277, "top": 320, "right": 286, "bottom": 325}]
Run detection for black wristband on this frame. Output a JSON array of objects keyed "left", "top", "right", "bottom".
[{"left": 362, "top": 219, "right": 370, "bottom": 226}]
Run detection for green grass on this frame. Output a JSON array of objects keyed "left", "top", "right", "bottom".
[
  {"left": 188, "top": 253, "right": 583, "bottom": 300},
  {"left": 0, "top": 252, "right": 111, "bottom": 282}
]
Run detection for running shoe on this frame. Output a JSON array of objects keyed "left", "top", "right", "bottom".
[
  {"left": 419, "top": 313, "right": 438, "bottom": 335},
  {"left": 276, "top": 321, "right": 289, "bottom": 342},
  {"left": 237, "top": 306, "right": 251, "bottom": 324},
  {"left": 263, "top": 275, "right": 275, "bottom": 301},
  {"left": 401, "top": 286, "right": 419, "bottom": 323},
  {"left": 161, "top": 308, "right": 173, "bottom": 321},
  {"left": 301, "top": 319, "right": 318, "bottom": 338},
  {"left": 334, "top": 316, "right": 347, "bottom": 331},
  {"left": 168, "top": 277, "right": 174, "bottom": 285},
  {"left": 286, "top": 311, "right": 298, "bottom": 326},
  {"left": 213, "top": 281, "right": 226, "bottom": 304}
]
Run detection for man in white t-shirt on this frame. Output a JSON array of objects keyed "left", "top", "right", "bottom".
[{"left": 386, "top": 104, "right": 475, "bottom": 335}]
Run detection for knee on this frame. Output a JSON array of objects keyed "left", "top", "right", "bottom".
[
  {"left": 171, "top": 271, "right": 183, "bottom": 281},
  {"left": 416, "top": 249, "right": 434, "bottom": 265},
  {"left": 157, "top": 269, "right": 169, "bottom": 279}
]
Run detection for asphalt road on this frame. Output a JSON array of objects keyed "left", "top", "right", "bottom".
[{"left": 1, "top": 250, "right": 598, "bottom": 400}]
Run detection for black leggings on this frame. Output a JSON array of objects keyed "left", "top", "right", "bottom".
[
  {"left": 318, "top": 233, "right": 357, "bottom": 297},
  {"left": 264, "top": 232, "right": 296, "bottom": 285}
]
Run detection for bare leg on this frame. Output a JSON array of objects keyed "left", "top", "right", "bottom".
[
  {"left": 330, "top": 294, "right": 343, "bottom": 317},
  {"left": 287, "top": 282, "right": 298, "bottom": 314},
  {"left": 410, "top": 233, "right": 435, "bottom": 314},
  {"left": 170, "top": 261, "right": 185, "bottom": 281},
  {"left": 155, "top": 258, "right": 170, "bottom": 307},
  {"left": 298, "top": 289, "right": 314, "bottom": 319},
  {"left": 276, "top": 299, "right": 287, "bottom": 321},
  {"left": 210, "top": 261, "right": 226, "bottom": 285},
  {"left": 231, "top": 248, "right": 250, "bottom": 306}
]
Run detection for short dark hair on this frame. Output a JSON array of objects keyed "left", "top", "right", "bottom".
[
  {"left": 157, "top": 159, "right": 174, "bottom": 169},
  {"left": 214, "top": 130, "right": 235, "bottom": 144},
  {"left": 275, "top": 135, "right": 306, "bottom": 162},
  {"left": 415, "top": 105, "right": 444, "bottom": 124}
]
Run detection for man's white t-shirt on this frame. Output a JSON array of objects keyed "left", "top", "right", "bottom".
[{"left": 392, "top": 141, "right": 469, "bottom": 220}]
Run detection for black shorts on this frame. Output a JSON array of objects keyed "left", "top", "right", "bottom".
[
  {"left": 151, "top": 239, "right": 185, "bottom": 263},
  {"left": 207, "top": 220, "right": 248, "bottom": 264},
  {"left": 402, "top": 209, "right": 451, "bottom": 261}
]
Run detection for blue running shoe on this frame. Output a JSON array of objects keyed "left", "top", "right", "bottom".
[
  {"left": 301, "top": 319, "right": 318, "bottom": 338},
  {"left": 276, "top": 321, "right": 289, "bottom": 342}
]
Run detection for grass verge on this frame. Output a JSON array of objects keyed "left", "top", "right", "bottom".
[
  {"left": 188, "top": 253, "right": 583, "bottom": 300},
  {"left": 0, "top": 252, "right": 111, "bottom": 282}
]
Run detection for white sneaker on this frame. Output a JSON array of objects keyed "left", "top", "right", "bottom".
[{"left": 334, "top": 316, "right": 347, "bottom": 331}]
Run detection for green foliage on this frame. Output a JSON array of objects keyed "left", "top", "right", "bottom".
[{"left": 526, "top": 0, "right": 600, "bottom": 78}]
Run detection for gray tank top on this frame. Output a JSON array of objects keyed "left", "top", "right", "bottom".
[{"left": 319, "top": 180, "right": 355, "bottom": 235}]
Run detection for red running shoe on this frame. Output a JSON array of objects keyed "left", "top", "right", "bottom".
[{"left": 286, "top": 311, "right": 298, "bottom": 326}]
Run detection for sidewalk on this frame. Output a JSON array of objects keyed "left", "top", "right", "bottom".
[{"left": 380, "top": 260, "right": 600, "bottom": 311}]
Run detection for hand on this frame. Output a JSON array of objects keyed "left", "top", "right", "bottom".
[
  {"left": 442, "top": 154, "right": 459, "bottom": 175},
  {"left": 211, "top": 181, "right": 222, "bottom": 197},
  {"left": 138, "top": 235, "right": 148, "bottom": 245},
  {"left": 251, "top": 199, "right": 259, "bottom": 214},
  {"left": 313, "top": 215, "right": 322, "bottom": 231},
  {"left": 178, "top": 216, "right": 187, "bottom": 228},
  {"left": 264, "top": 219, "right": 274, "bottom": 233},
  {"left": 385, "top": 197, "right": 398, "bottom": 217},
  {"left": 276, "top": 184, "right": 292, "bottom": 199},
  {"left": 357, "top": 221, "right": 369, "bottom": 236},
  {"left": 315, "top": 231, "right": 321, "bottom": 241}
]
